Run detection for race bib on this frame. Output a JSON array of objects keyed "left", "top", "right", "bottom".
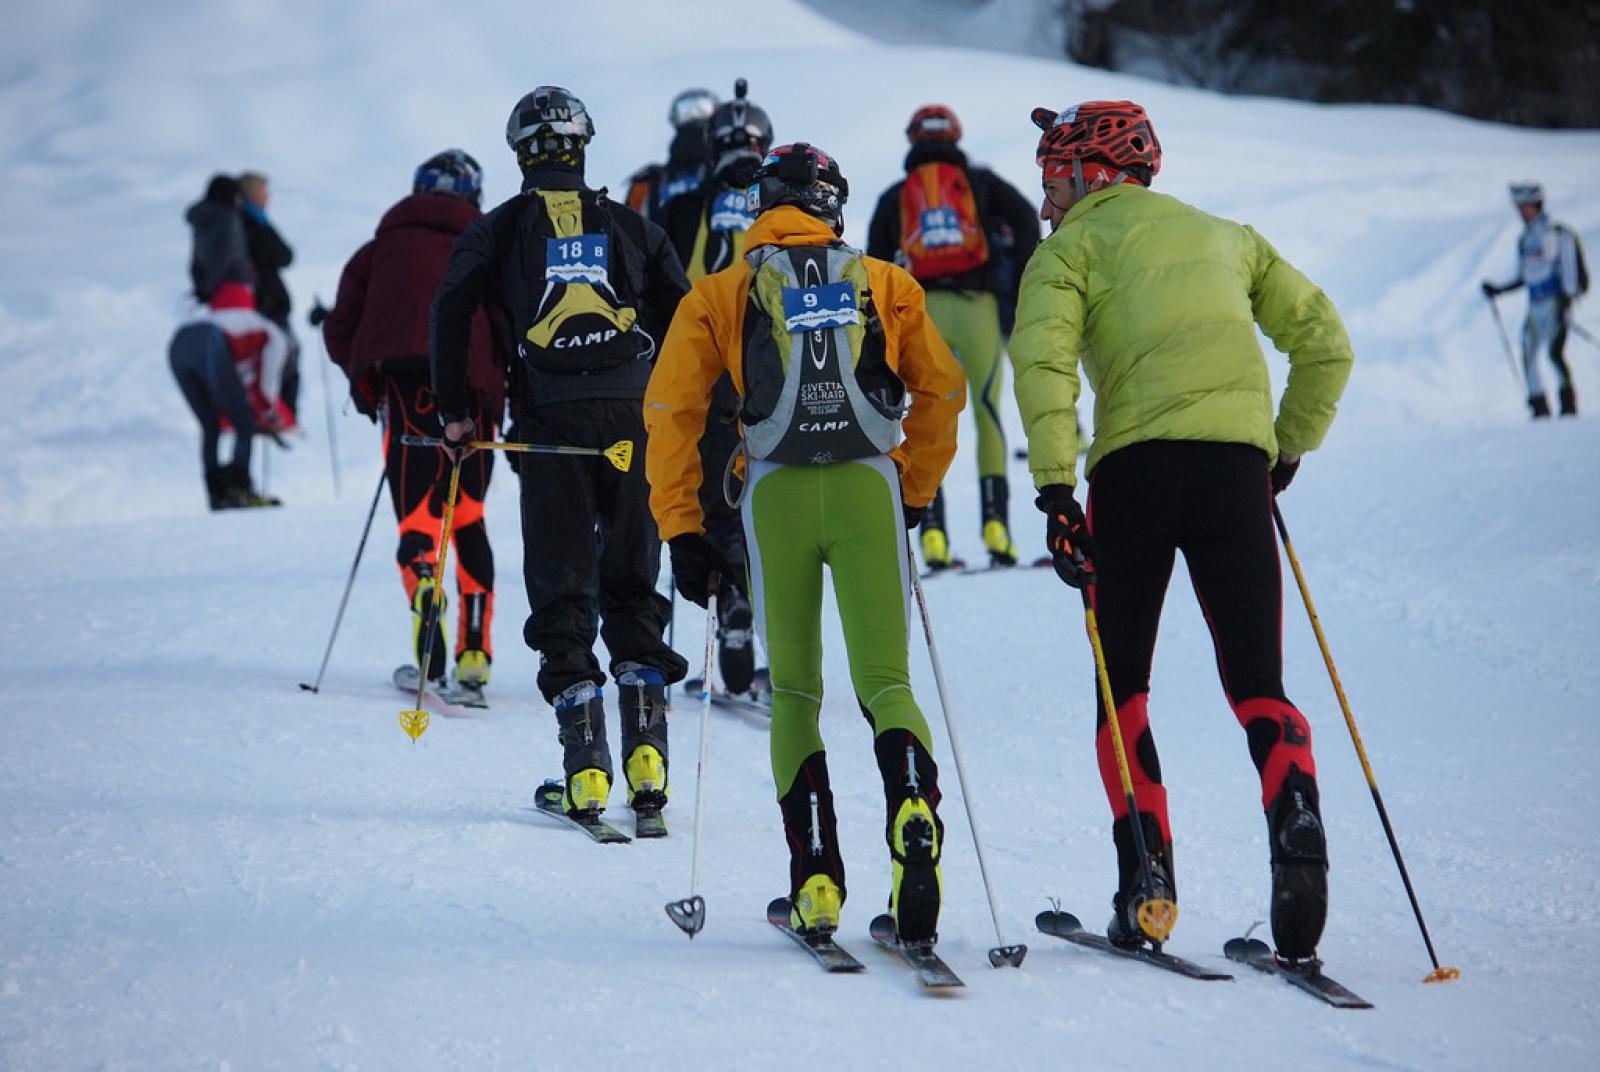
[
  {"left": 781, "top": 281, "right": 860, "bottom": 332},
  {"left": 919, "top": 207, "right": 965, "bottom": 248},
  {"left": 546, "top": 235, "right": 610, "bottom": 285},
  {"left": 709, "top": 189, "right": 754, "bottom": 233}
]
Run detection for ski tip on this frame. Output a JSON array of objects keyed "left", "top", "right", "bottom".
[
  {"left": 989, "top": 944, "right": 1028, "bottom": 969},
  {"left": 1035, "top": 908, "right": 1084, "bottom": 933},
  {"left": 665, "top": 895, "right": 706, "bottom": 937}
]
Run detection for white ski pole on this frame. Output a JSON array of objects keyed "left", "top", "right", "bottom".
[{"left": 666, "top": 577, "right": 720, "bottom": 937}]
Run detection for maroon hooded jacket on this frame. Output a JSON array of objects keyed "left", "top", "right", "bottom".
[{"left": 324, "top": 193, "right": 508, "bottom": 419}]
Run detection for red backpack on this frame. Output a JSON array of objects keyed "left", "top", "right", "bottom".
[{"left": 897, "top": 161, "right": 988, "bottom": 280}]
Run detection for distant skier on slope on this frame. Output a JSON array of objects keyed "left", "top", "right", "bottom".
[
  {"left": 1482, "top": 182, "right": 1587, "bottom": 418},
  {"left": 644, "top": 143, "right": 967, "bottom": 944},
  {"left": 657, "top": 77, "right": 776, "bottom": 703},
  {"left": 318, "top": 150, "right": 509, "bottom": 698},
  {"left": 185, "top": 174, "right": 254, "bottom": 304},
  {"left": 621, "top": 87, "right": 718, "bottom": 223},
  {"left": 168, "top": 280, "right": 287, "bottom": 510},
  {"left": 1010, "top": 100, "right": 1354, "bottom": 963},
  {"left": 432, "top": 87, "right": 690, "bottom": 825},
  {"left": 868, "top": 104, "right": 1040, "bottom": 571}
]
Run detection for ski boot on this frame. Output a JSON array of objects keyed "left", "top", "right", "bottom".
[
  {"left": 980, "top": 475, "right": 1017, "bottom": 567},
  {"left": 617, "top": 664, "right": 669, "bottom": 814},
  {"left": 410, "top": 565, "right": 448, "bottom": 684},
  {"left": 553, "top": 681, "right": 611, "bottom": 816},
  {"left": 454, "top": 592, "right": 493, "bottom": 689},
  {"left": 1559, "top": 384, "right": 1578, "bottom": 417},
  {"left": 718, "top": 581, "right": 756, "bottom": 695},
  {"left": 214, "top": 465, "right": 282, "bottom": 509},
  {"left": 919, "top": 489, "right": 952, "bottom": 572},
  {"left": 1267, "top": 765, "right": 1328, "bottom": 961},
  {"left": 780, "top": 752, "right": 847, "bottom": 934},
  {"left": 1530, "top": 394, "right": 1552, "bottom": 419},
  {"left": 1106, "top": 811, "right": 1177, "bottom": 948},
  {"left": 878, "top": 732, "right": 944, "bottom": 944}
]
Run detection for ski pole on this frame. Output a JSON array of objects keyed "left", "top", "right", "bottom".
[
  {"left": 1483, "top": 294, "right": 1524, "bottom": 388},
  {"left": 1569, "top": 319, "right": 1599, "bottom": 348},
  {"left": 665, "top": 576, "right": 678, "bottom": 707},
  {"left": 666, "top": 575, "right": 720, "bottom": 938},
  {"left": 1272, "top": 501, "right": 1459, "bottom": 983},
  {"left": 299, "top": 467, "right": 387, "bottom": 694},
  {"left": 910, "top": 565, "right": 1027, "bottom": 967},
  {"left": 399, "top": 460, "right": 463, "bottom": 742},
  {"left": 1080, "top": 584, "right": 1177, "bottom": 945},
  {"left": 400, "top": 433, "right": 633, "bottom": 472},
  {"left": 311, "top": 319, "right": 342, "bottom": 497}
]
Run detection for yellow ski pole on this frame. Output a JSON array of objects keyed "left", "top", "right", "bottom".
[
  {"left": 1272, "top": 501, "right": 1459, "bottom": 983},
  {"left": 399, "top": 434, "right": 633, "bottom": 472},
  {"left": 1080, "top": 585, "right": 1177, "bottom": 944},
  {"left": 399, "top": 460, "right": 462, "bottom": 741}
]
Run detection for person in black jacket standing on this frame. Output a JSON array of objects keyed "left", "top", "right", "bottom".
[
  {"left": 432, "top": 86, "right": 691, "bottom": 826},
  {"left": 239, "top": 171, "right": 301, "bottom": 419},
  {"left": 868, "top": 105, "right": 1040, "bottom": 570}
]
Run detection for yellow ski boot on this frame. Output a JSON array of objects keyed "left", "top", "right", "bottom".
[
  {"left": 920, "top": 527, "right": 952, "bottom": 572},
  {"left": 410, "top": 571, "right": 448, "bottom": 680},
  {"left": 455, "top": 649, "right": 491, "bottom": 688},
  {"left": 890, "top": 796, "right": 943, "bottom": 944},
  {"left": 564, "top": 768, "right": 611, "bottom": 817},
  {"left": 624, "top": 744, "right": 668, "bottom": 812},
  {"left": 790, "top": 873, "right": 843, "bottom": 935},
  {"left": 983, "top": 519, "right": 1018, "bottom": 567}
]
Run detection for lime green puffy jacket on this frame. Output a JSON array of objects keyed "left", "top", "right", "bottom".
[{"left": 1010, "top": 184, "right": 1353, "bottom": 487}]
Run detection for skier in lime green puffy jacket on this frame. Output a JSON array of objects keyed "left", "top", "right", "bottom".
[{"left": 1009, "top": 100, "right": 1353, "bottom": 964}]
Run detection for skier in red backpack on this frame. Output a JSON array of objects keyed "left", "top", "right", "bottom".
[{"left": 868, "top": 104, "right": 1040, "bottom": 570}]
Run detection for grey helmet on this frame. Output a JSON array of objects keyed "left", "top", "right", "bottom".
[
  {"left": 1509, "top": 182, "right": 1544, "bottom": 207},
  {"left": 505, "top": 86, "right": 595, "bottom": 152},
  {"left": 669, "top": 87, "right": 718, "bottom": 129}
]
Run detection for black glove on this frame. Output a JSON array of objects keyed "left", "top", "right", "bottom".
[
  {"left": 308, "top": 300, "right": 330, "bottom": 328},
  {"left": 1480, "top": 281, "right": 1502, "bottom": 300},
  {"left": 1036, "top": 484, "right": 1097, "bottom": 589},
  {"left": 1270, "top": 454, "right": 1300, "bottom": 495},
  {"left": 440, "top": 416, "right": 475, "bottom": 462},
  {"left": 669, "top": 534, "right": 733, "bottom": 608},
  {"left": 903, "top": 501, "right": 927, "bottom": 530}
]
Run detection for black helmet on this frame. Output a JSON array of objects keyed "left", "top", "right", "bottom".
[
  {"left": 506, "top": 86, "right": 595, "bottom": 152},
  {"left": 709, "top": 78, "right": 773, "bottom": 176},
  {"left": 747, "top": 142, "right": 848, "bottom": 233},
  {"left": 413, "top": 149, "right": 484, "bottom": 206},
  {"left": 669, "top": 87, "right": 718, "bottom": 129}
]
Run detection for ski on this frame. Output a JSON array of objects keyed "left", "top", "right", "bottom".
[
  {"left": 1035, "top": 909, "right": 1233, "bottom": 981},
  {"left": 919, "top": 557, "right": 969, "bottom": 579},
  {"left": 955, "top": 556, "right": 1054, "bottom": 577},
  {"left": 1223, "top": 936, "right": 1373, "bottom": 1008},
  {"left": 392, "top": 664, "right": 488, "bottom": 709},
  {"left": 766, "top": 897, "right": 865, "bottom": 973},
  {"left": 531, "top": 780, "right": 631, "bottom": 844},
  {"left": 868, "top": 914, "right": 965, "bottom": 988},
  {"left": 634, "top": 807, "right": 668, "bottom": 839},
  {"left": 681, "top": 668, "right": 772, "bottom": 718}
]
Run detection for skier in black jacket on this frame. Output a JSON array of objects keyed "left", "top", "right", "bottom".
[
  {"left": 868, "top": 105, "right": 1040, "bottom": 570},
  {"left": 432, "top": 86, "right": 691, "bottom": 825}
]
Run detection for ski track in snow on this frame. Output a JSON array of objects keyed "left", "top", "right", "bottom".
[{"left": 3, "top": 1, "right": 1599, "bottom": 1069}]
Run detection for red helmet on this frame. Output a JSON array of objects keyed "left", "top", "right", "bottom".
[
  {"left": 907, "top": 104, "right": 962, "bottom": 144},
  {"left": 1031, "top": 100, "right": 1161, "bottom": 183}
]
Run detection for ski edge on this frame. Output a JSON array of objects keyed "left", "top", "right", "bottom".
[
  {"left": 766, "top": 898, "right": 865, "bottom": 972},
  {"left": 1223, "top": 936, "right": 1373, "bottom": 1009},
  {"left": 1035, "top": 909, "right": 1233, "bottom": 981},
  {"left": 530, "top": 783, "right": 632, "bottom": 844},
  {"left": 868, "top": 913, "right": 965, "bottom": 988}
]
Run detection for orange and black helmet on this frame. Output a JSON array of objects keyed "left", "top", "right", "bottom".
[
  {"left": 907, "top": 104, "right": 962, "bottom": 144},
  {"left": 1030, "top": 100, "right": 1161, "bottom": 183}
]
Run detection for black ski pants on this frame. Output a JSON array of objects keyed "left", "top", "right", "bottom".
[
  {"left": 1086, "top": 440, "right": 1317, "bottom": 844},
  {"left": 169, "top": 322, "right": 254, "bottom": 482},
  {"left": 518, "top": 398, "right": 687, "bottom": 702}
]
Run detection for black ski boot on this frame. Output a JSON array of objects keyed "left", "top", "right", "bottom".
[
  {"left": 717, "top": 583, "right": 756, "bottom": 695},
  {"left": 616, "top": 664, "right": 668, "bottom": 814},
  {"left": 552, "top": 681, "right": 611, "bottom": 816},
  {"left": 1530, "top": 394, "right": 1552, "bottom": 419},
  {"left": 779, "top": 752, "right": 846, "bottom": 933},
  {"left": 1559, "top": 385, "right": 1578, "bottom": 417},
  {"left": 875, "top": 730, "right": 944, "bottom": 944},
  {"left": 1106, "top": 811, "right": 1176, "bottom": 948},
  {"left": 1267, "top": 765, "right": 1329, "bottom": 961}
]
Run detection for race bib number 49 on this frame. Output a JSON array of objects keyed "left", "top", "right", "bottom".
[
  {"left": 710, "top": 189, "right": 754, "bottom": 233},
  {"left": 781, "top": 281, "right": 860, "bottom": 332},
  {"left": 547, "top": 235, "right": 610, "bottom": 285}
]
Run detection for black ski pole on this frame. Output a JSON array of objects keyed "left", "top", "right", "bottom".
[
  {"left": 1483, "top": 294, "right": 1523, "bottom": 388},
  {"left": 1273, "top": 501, "right": 1459, "bottom": 983},
  {"left": 299, "top": 468, "right": 387, "bottom": 694}
]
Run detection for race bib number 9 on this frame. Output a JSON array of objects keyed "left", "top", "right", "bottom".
[
  {"left": 919, "top": 207, "right": 965, "bottom": 248},
  {"left": 781, "top": 281, "right": 860, "bottom": 332},
  {"left": 709, "top": 189, "right": 754, "bottom": 233},
  {"left": 547, "top": 235, "right": 610, "bottom": 285}
]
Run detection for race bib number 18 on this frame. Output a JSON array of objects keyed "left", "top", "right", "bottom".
[
  {"left": 781, "top": 281, "right": 860, "bottom": 332},
  {"left": 546, "top": 235, "right": 610, "bottom": 285}
]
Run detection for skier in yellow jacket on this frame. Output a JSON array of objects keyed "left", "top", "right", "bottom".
[
  {"left": 645, "top": 143, "right": 966, "bottom": 946},
  {"left": 1010, "top": 101, "right": 1354, "bottom": 963}
]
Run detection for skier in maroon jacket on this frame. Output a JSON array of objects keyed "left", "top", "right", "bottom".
[{"left": 318, "top": 150, "right": 510, "bottom": 695}]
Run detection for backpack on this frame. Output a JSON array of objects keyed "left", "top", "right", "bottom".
[
  {"left": 897, "top": 160, "right": 989, "bottom": 281},
  {"left": 739, "top": 243, "right": 906, "bottom": 465},
  {"left": 1556, "top": 225, "right": 1589, "bottom": 296},
  {"left": 516, "top": 188, "right": 651, "bottom": 374}
]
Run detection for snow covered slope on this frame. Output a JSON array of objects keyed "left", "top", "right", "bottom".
[{"left": 3, "top": 1, "right": 1599, "bottom": 1069}]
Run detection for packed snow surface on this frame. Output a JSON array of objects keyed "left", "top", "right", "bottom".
[{"left": 2, "top": 1, "right": 1598, "bottom": 1069}]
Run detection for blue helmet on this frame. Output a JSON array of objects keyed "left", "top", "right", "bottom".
[{"left": 414, "top": 149, "right": 483, "bottom": 206}]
